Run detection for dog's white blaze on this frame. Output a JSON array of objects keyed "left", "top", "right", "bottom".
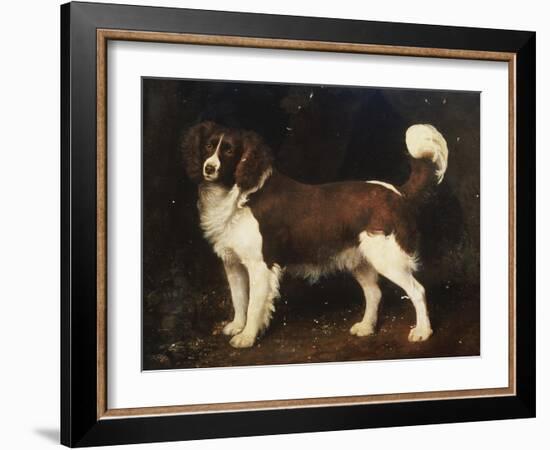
[
  {"left": 202, "top": 133, "right": 224, "bottom": 177},
  {"left": 366, "top": 180, "right": 402, "bottom": 196}
]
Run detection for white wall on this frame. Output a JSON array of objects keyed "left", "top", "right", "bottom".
[{"left": 0, "top": 1, "right": 546, "bottom": 449}]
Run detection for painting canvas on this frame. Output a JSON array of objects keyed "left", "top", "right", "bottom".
[{"left": 141, "top": 78, "right": 480, "bottom": 370}]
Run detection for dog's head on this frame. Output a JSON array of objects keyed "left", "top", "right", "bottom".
[{"left": 182, "top": 121, "right": 273, "bottom": 191}]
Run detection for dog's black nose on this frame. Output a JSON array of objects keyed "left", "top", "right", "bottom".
[{"left": 204, "top": 164, "right": 216, "bottom": 175}]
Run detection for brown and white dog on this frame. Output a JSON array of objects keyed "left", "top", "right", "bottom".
[{"left": 182, "top": 121, "right": 448, "bottom": 348}]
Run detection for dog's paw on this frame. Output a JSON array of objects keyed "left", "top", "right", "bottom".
[
  {"left": 222, "top": 320, "right": 245, "bottom": 336},
  {"left": 408, "top": 325, "right": 433, "bottom": 342},
  {"left": 230, "top": 332, "right": 256, "bottom": 348},
  {"left": 350, "top": 322, "right": 375, "bottom": 337}
]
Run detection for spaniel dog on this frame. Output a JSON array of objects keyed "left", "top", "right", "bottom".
[{"left": 182, "top": 121, "right": 448, "bottom": 348}]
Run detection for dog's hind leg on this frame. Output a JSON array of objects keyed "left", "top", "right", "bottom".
[
  {"left": 359, "top": 232, "right": 433, "bottom": 342},
  {"left": 350, "top": 264, "right": 381, "bottom": 337},
  {"left": 222, "top": 260, "right": 249, "bottom": 336}
]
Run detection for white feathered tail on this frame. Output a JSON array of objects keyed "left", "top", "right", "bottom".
[{"left": 401, "top": 124, "right": 449, "bottom": 198}]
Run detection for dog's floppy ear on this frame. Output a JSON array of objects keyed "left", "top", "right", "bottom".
[
  {"left": 235, "top": 130, "right": 273, "bottom": 191},
  {"left": 181, "top": 121, "right": 216, "bottom": 183}
]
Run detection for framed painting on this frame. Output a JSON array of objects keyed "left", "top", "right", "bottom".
[{"left": 61, "top": 1, "right": 535, "bottom": 447}]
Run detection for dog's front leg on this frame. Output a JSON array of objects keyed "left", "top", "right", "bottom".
[
  {"left": 222, "top": 261, "right": 249, "bottom": 336},
  {"left": 230, "top": 260, "right": 271, "bottom": 348}
]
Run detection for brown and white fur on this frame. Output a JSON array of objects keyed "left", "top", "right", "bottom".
[{"left": 182, "top": 121, "right": 449, "bottom": 348}]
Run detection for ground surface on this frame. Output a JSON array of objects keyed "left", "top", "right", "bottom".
[{"left": 143, "top": 275, "right": 479, "bottom": 370}]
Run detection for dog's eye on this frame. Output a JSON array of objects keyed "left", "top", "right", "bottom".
[
  {"left": 225, "top": 147, "right": 234, "bottom": 155},
  {"left": 206, "top": 143, "right": 213, "bottom": 150}
]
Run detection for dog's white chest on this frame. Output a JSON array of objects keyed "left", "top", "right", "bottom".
[{"left": 198, "top": 184, "right": 263, "bottom": 262}]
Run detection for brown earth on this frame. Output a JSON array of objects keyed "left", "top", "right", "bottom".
[{"left": 143, "top": 277, "right": 479, "bottom": 370}]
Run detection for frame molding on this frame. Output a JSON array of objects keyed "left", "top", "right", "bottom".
[
  {"left": 95, "top": 27, "right": 517, "bottom": 419},
  {"left": 62, "top": 2, "right": 535, "bottom": 447}
]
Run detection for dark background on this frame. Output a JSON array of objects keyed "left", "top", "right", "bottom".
[{"left": 142, "top": 78, "right": 480, "bottom": 370}]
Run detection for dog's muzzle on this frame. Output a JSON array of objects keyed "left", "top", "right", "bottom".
[
  {"left": 203, "top": 160, "right": 219, "bottom": 181},
  {"left": 204, "top": 164, "right": 216, "bottom": 175}
]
